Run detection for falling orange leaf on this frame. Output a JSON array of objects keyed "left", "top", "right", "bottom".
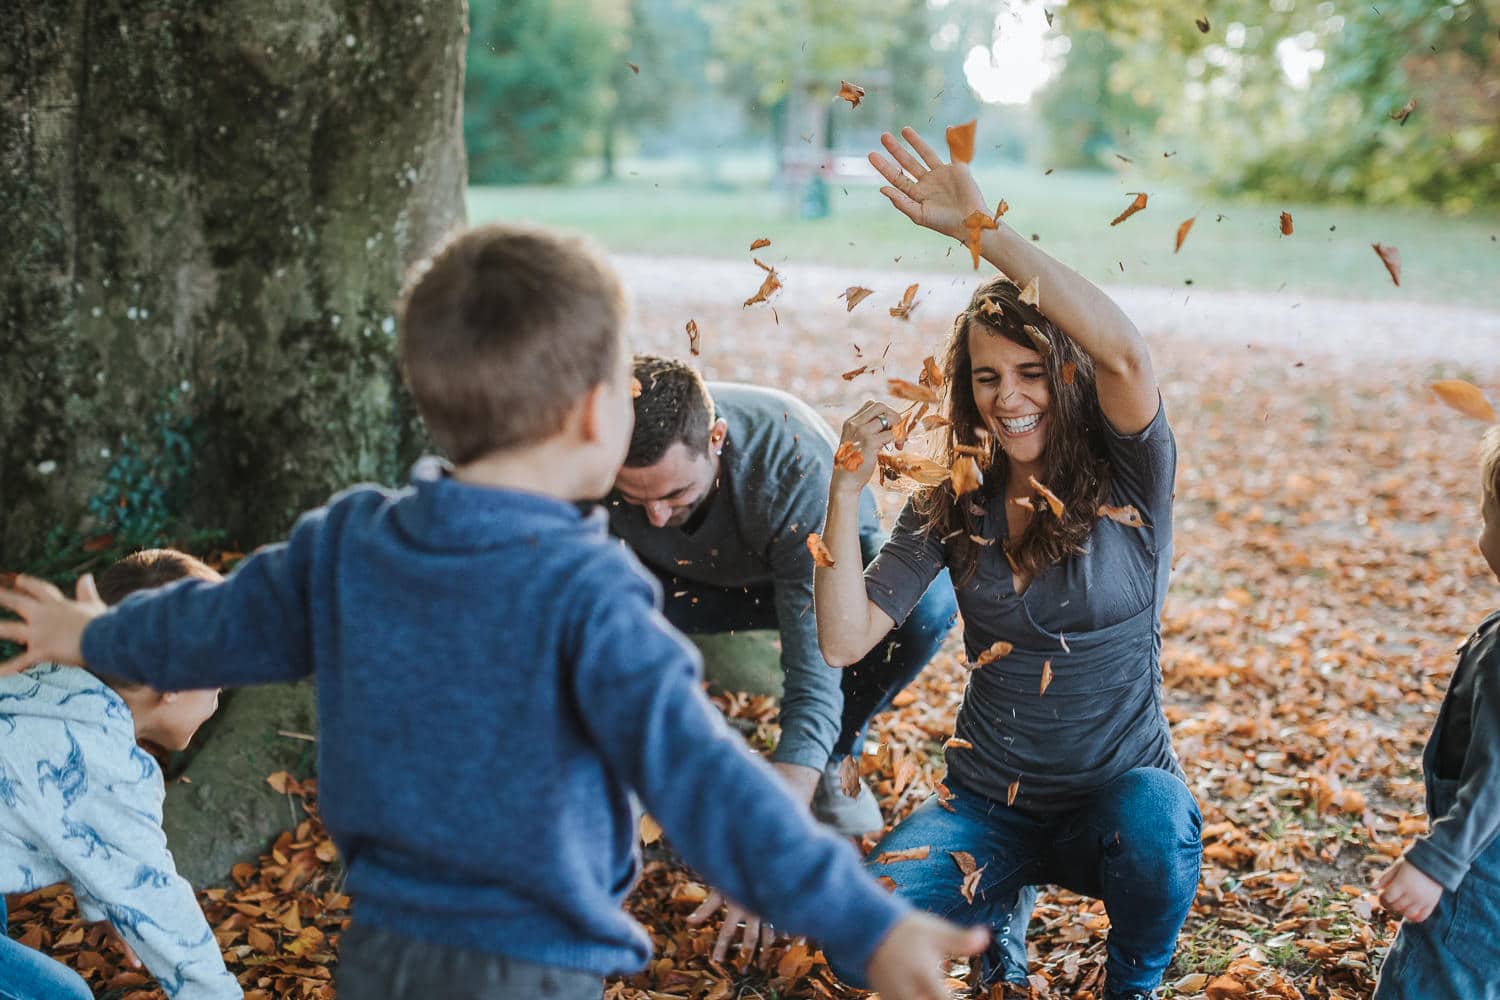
[
  {"left": 685, "top": 319, "right": 700, "bottom": 356},
  {"left": 875, "top": 844, "right": 931, "bottom": 864},
  {"left": 950, "top": 851, "right": 978, "bottom": 876},
  {"left": 1062, "top": 361, "right": 1077, "bottom": 385},
  {"left": 1018, "top": 275, "right": 1040, "bottom": 308},
  {"left": 889, "top": 283, "right": 920, "bottom": 319},
  {"left": 1390, "top": 97, "right": 1417, "bottom": 124},
  {"left": 749, "top": 237, "right": 771, "bottom": 251},
  {"left": 962, "top": 210, "right": 998, "bottom": 269},
  {"left": 1007, "top": 778, "right": 1020, "bottom": 806},
  {"left": 1175, "top": 216, "right": 1196, "bottom": 253},
  {"left": 806, "top": 532, "right": 836, "bottom": 568},
  {"left": 994, "top": 199, "right": 1009, "bottom": 218},
  {"left": 951, "top": 455, "right": 983, "bottom": 497},
  {"left": 945, "top": 737, "right": 974, "bottom": 751},
  {"left": 630, "top": 376, "right": 642, "bottom": 398},
  {"left": 960, "top": 863, "right": 985, "bottom": 904},
  {"left": 1099, "top": 503, "right": 1148, "bottom": 528},
  {"left": 837, "top": 80, "right": 865, "bottom": 109},
  {"left": 878, "top": 452, "right": 951, "bottom": 487},
  {"left": 876, "top": 875, "right": 898, "bottom": 891},
  {"left": 839, "top": 286, "right": 874, "bottom": 311},
  {"left": 1372, "top": 243, "right": 1401, "bottom": 286},
  {"left": 841, "top": 364, "right": 870, "bottom": 381},
  {"left": 1430, "top": 381, "right": 1497, "bottom": 422},
  {"left": 1110, "top": 192, "right": 1148, "bottom": 226},
  {"left": 920, "top": 355, "right": 944, "bottom": 388},
  {"left": 833, "top": 441, "right": 864, "bottom": 473},
  {"left": 1040, "top": 660, "right": 1053, "bottom": 695},
  {"left": 1279, "top": 212, "right": 1294, "bottom": 236},
  {"left": 921, "top": 413, "right": 952, "bottom": 432},
  {"left": 1028, "top": 475, "right": 1065, "bottom": 518},
  {"left": 946, "top": 119, "right": 977, "bottom": 164},
  {"left": 839, "top": 754, "right": 861, "bottom": 798},
  {"left": 974, "top": 640, "right": 1013, "bottom": 667},
  {"left": 1196, "top": 16, "right": 1211, "bottom": 32},
  {"left": 888, "top": 378, "right": 940, "bottom": 404},
  {"left": 640, "top": 814, "right": 662, "bottom": 845},
  {"left": 1022, "top": 324, "right": 1051, "bottom": 357},
  {"left": 742, "top": 258, "right": 781, "bottom": 307}
]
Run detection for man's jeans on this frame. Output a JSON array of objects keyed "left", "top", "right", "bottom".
[
  {"left": 0, "top": 897, "right": 92, "bottom": 1000},
  {"left": 1374, "top": 776, "right": 1500, "bottom": 1000},
  {"left": 337, "top": 922, "right": 603, "bottom": 1000},
  {"left": 832, "top": 768, "right": 1202, "bottom": 996}
]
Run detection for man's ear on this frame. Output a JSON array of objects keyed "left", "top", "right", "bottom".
[
  {"left": 708, "top": 418, "right": 728, "bottom": 455},
  {"left": 575, "top": 381, "right": 609, "bottom": 445}
]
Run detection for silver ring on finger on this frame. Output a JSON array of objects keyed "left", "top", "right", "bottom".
[{"left": 876, "top": 414, "right": 891, "bottom": 432}]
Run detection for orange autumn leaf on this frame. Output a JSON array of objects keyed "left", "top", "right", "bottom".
[
  {"left": 1175, "top": 216, "right": 1196, "bottom": 253},
  {"left": 960, "top": 863, "right": 985, "bottom": 904},
  {"left": 945, "top": 737, "right": 974, "bottom": 750},
  {"left": 1062, "top": 360, "right": 1077, "bottom": 385},
  {"left": 1040, "top": 659, "right": 1053, "bottom": 695},
  {"left": 265, "top": 771, "right": 292, "bottom": 794},
  {"left": 951, "top": 455, "right": 983, "bottom": 497},
  {"left": 833, "top": 441, "right": 864, "bottom": 473},
  {"left": 978, "top": 297, "right": 1004, "bottom": 320},
  {"left": 839, "top": 285, "right": 874, "bottom": 311},
  {"left": 962, "top": 210, "right": 998, "bottom": 269},
  {"left": 953, "top": 443, "right": 987, "bottom": 457},
  {"left": 974, "top": 640, "right": 1013, "bottom": 667},
  {"left": 946, "top": 119, "right": 977, "bottom": 164},
  {"left": 1430, "top": 381, "right": 1497, "bottom": 422},
  {"left": 640, "top": 813, "right": 662, "bottom": 845},
  {"left": 1390, "top": 97, "right": 1417, "bottom": 124},
  {"left": 1372, "top": 243, "right": 1401, "bottom": 286},
  {"left": 889, "top": 282, "right": 920, "bottom": 319},
  {"left": 685, "top": 318, "right": 700, "bottom": 356},
  {"left": 837, "top": 80, "right": 865, "bottom": 109},
  {"left": 950, "top": 851, "right": 978, "bottom": 876},
  {"left": 246, "top": 926, "right": 276, "bottom": 954},
  {"left": 1099, "top": 503, "right": 1148, "bottom": 528},
  {"left": 742, "top": 258, "right": 781, "bottom": 307},
  {"left": 841, "top": 364, "right": 870, "bottom": 381},
  {"left": 921, "top": 414, "right": 952, "bottom": 432},
  {"left": 1206, "top": 975, "right": 1250, "bottom": 999},
  {"left": 1109, "top": 192, "right": 1148, "bottom": 226},
  {"left": 1279, "top": 211, "right": 1294, "bottom": 236},
  {"left": 888, "top": 378, "right": 939, "bottom": 404},
  {"left": 1022, "top": 324, "right": 1051, "bottom": 357},
  {"left": 1028, "top": 475, "right": 1064, "bottom": 517},
  {"left": 875, "top": 844, "right": 931, "bottom": 864},
  {"left": 806, "top": 532, "right": 836, "bottom": 568},
  {"left": 920, "top": 355, "right": 945, "bottom": 388},
  {"left": 994, "top": 198, "right": 1009, "bottom": 218},
  {"left": 1018, "top": 275, "right": 1040, "bottom": 308},
  {"left": 748, "top": 237, "right": 771, "bottom": 251},
  {"left": 839, "top": 754, "right": 861, "bottom": 798},
  {"left": 876, "top": 875, "right": 898, "bottom": 891},
  {"left": 877, "top": 452, "right": 950, "bottom": 487},
  {"left": 1007, "top": 778, "right": 1020, "bottom": 806},
  {"left": 630, "top": 376, "right": 642, "bottom": 398}
]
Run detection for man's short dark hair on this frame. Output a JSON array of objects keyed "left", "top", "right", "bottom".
[
  {"left": 626, "top": 355, "right": 715, "bottom": 468},
  {"left": 96, "top": 548, "right": 222, "bottom": 607},
  {"left": 398, "top": 224, "right": 626, "bottom": 465}
]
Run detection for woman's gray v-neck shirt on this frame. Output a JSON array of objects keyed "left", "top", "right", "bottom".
[{"left": 864, "top": 401, "right": 1184, "bottom": 812}]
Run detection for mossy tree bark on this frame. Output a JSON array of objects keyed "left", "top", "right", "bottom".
[{"left": 1, "top": 0, "right": 467, "bottom": 881}]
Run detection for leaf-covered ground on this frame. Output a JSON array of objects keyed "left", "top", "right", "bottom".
[{"left": 5, "top": 275, "right": 1494, "bottom": 999}]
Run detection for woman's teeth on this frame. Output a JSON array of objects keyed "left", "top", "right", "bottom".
[{"left": 1001, "top": 414, "right": 1042, "bottom": 434}]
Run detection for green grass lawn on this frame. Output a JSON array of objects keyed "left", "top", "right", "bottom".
[{"left": 468, "top": 158, "right": 1500, "bottom": 309}]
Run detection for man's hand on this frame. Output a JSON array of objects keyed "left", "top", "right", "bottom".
[
  {"left": 1375, "top": 856, "right": 1444, "bottom": 923},
  {"left": 866, "top": 911, "right": 989, "bottom": 1000},
  {"left": 0, "top": 574, "right": 105, "bottom": 675},
  {"left": 685, "top": 762, "right": 821, "bottom": 963}
]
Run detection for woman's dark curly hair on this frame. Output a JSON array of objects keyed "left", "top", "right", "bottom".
[{"left": 914, "top": 275, "right": 1112, "bottom": 584}]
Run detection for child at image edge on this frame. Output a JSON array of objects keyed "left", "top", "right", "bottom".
[
  {"left": 1, "top": 549, "right": 239, "bottom": 999},
  {"left": 0, "top": 223, "right": 986, "bottom": 1000},
  {"left": 1372, "top": 424, "right": 1500, "bottom": 999}
]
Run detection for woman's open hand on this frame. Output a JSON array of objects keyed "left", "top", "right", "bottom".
[{"left": 868, "top": 127, "right": 989, "bottom": 243}]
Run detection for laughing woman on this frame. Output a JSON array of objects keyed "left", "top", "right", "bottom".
[{"left": 814, "top": 127, "right": 1201, "bottom": 1000}]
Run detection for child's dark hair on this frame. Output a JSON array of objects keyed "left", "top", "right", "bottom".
[
  {"left": 625, "top": 355, "right": 715, "bottom": 467},
  {"left": 96, "top": 549, "right": 222, "bottom": 607},
  {"left": 397, "top": 223, "right": 627, "bottom": 465}
]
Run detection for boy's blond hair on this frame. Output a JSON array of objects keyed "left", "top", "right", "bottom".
[
  {"left": 397, "top": 223, "right": 626, "bottom": 465},
  {"left": 1483, "top": 426, "right": 1500, "bottom": 505}
]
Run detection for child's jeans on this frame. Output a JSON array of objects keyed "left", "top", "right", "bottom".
[
  {"left": 1374, "top": 776, "right": 1500, "bottom": 1000},
  {"left": 829, "top": 767, "right": 1202, "bottom": 996},
  {"left": 0, "top": 897, "right": 92, "bottom": 1000},
  {"left": 335, "top": 921, "right": 603, "bottom": 1000}
]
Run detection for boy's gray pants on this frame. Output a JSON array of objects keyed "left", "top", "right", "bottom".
[{"left": 336, "top": 922, "right": 604, "bottom": 1000}]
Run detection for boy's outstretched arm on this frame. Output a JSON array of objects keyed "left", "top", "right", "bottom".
[
  {"left": 569, "top": 565, "right": 985, "bottom": 996},
  {"left": 0, "top": 574, "right": 106, "bottom": 675}
]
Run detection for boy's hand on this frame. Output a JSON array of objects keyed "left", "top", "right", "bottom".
[
  {"left": 1375, "top": 856, "right": 1444, "bottom": 923},
  {"left": 0, "top": 574, "right": 105, "bottom": 675},
  {"left": 866, "top": 911, "right": 988, "bottom": 1000}
]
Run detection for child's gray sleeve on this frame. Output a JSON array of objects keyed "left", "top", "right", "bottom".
[
  {"left": 1406, "top": 656, "right": 1500, "bottom": 892},
  {"left": 22, "top": 734, "right": 243, "bottom": 998}
]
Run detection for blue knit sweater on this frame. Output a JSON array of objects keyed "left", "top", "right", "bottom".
[{"left": 81, "top": 460, "right": 907, "bottom": 976}]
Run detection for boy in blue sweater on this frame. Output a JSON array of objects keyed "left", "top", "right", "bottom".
[
  {"left": 0, "top": 224, "right": 985, "bottom": 1000},
  {"left": 1372, "top": 425, "right": 1500, "bottom": 999}
]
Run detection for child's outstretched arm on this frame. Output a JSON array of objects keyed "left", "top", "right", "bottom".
[
  {"left": 569, "top": 561, "right": 985, "bottom": 996},
  {"left": 0, "top": 574, "right": 106, "bottom": 675}
]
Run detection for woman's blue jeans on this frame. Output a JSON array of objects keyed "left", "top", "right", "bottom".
[
  {"left": 0, "top": 897, "right": 92, "bottom": 1000},
  {"left": 831, "top": 767, "right": 1201, "bottom": 996}
]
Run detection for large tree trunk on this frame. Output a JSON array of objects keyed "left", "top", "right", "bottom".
[
  {"left": 0, "top": 0, "right": 467, "bottom": 565},
  {"left": 0, "top": 0, "right": 467, "bottom": 881}
]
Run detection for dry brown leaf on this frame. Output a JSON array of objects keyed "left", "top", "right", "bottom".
[
  {"left": 841, "top": 364, "right": 870, "bottom": 381},
  {"left": 978, "top": 297, "right": 1004, "bottom": 320},
  {"left": 1207, "top": 975, "right": 1250, "bottom": 999},
  {"left": 839, "top": 754, "right": 861, "bottom": 798},
  {"left": 1372, "top": 243, "right": 1401, "bottom": 286},
  {"left": 837, "top": 80, "right": 865, "bottom": 108},
  {"left": 974, "top": 640, "right": 1014, "bottom": 667},
  {"left": 1175, "top": 216, "right": 1196, "bottom": 253},
  {"left": 1431, "top": 380, "right": 1497, "bottom": 422},
  {"left": 946, "top": 119, "right": 977, "bottom": 164},
  {"left": 875, "top": 844, "right": 931, "bottom": 864},
  {"left": 945, "top": 737, "right": 974, "bottom": 751},
  {"left": 994, "top": 198, "right": 1009, "bottom": 218},
  {"left": 1280, "top": 211, "right": 1294, "bottom": 236},
  {"left": 951, "top": 455, "right": 983, "bottom": 497},
  {"left": 1022, "top": 324, "right": 1051, "bottom": 357},
  {"left": 743, "top": 258, "right": 781, "bottom": 307},
  {"left": 888, "top": 378, "right": 940, "bottom": 404},
  {"left": 1018, "top": 275, "right": 1039, "bottom": 308},
  {"left": 833, "top": 441, "right": 864, "bottom": 473},
  {"left": 1098, "top": 503, "right": 1148, "bottom": 528},
  {"left": 685, "top": 318, "right": 700, "bottom": 356},
  {"left": 805, "top": 532, "right": 836, "bottom": 568},
  {"left": 960, "top": 864, "right": 985, "bottom": 904},
  {"left": 1006, "top": 778, "right": 1020, "bottom": 806},
  {"left": 265, "top": 771, "right": 292, "bottom": 794},
  {"left": 950, "top": 851, "right": 978, "bottom": 876},
  {"left": 876, "top": 875, "right": 898, "bottom": 891},
  {"left": 878, "top": 452, "right": 951, "bottom": 487},
  {"left": 920, "top": 413, "right": 952, "bottom": 431},
  {"left": 1029, "top": 475, "right": 1065, "bottom": 518},
  {"left": 630, "top": 376, "right": 642, "bottom": 398},
  {"left": 962, "top": 210, "right": 998, "bottom": 269},
  {"left": 921, "top": 354, "right": 944, "bottom": 389},
  {"left": 889, "top": 283, "right": 920, "bottom": 319},
  {"left": 1109, "top": 192, "right": 1148, "bottom": 226},
  {"left": 1390, "top": 97, "right": 1417, "bottom": 124},
  {"left": 1040, "top": 659, "right": 1053, "bottom": 695},
  {"left": 640, "top": 813, "right": 662, "bottom": 845},
  {"left": 1196, "top": 16, "right": 1211, "bottom": 32},
  {"left": 247, "top": 926, "right": 276, "bottom": 954},
  {"left": 840, "top": 286, "right": 874, "bottom": 312},
  {"left": 748, "top": 237, "right": 770, "bottom": 251}
]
